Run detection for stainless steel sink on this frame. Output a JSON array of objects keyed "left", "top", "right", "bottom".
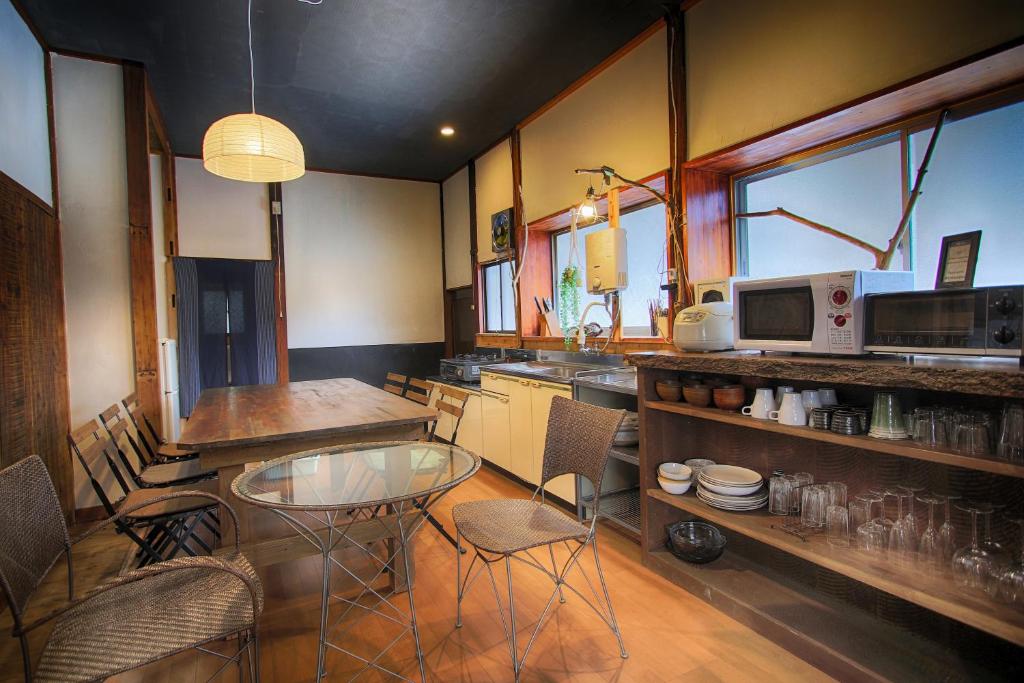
[{"left": 488, "top": 361, "right": 612, "bottom": 383}]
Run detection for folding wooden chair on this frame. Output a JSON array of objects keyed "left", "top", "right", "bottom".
[
  {"left": 122, "top": 392, "right": 198, "bottom": 463},
  {"left": 405, "top": 378, "right": 433, "bottom": 406},
  {"left": 383, "top": 372, "right": 408, "bottom": 397},
  {"left": 99, "top": 404, "right": 213, "bottom": 488}
]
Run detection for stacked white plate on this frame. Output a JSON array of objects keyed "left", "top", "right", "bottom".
[
  {"left": 696, "top": 464, "right": 767, "bottom": 511},
  {"left": 613, "top": 411, "right": 640, "bottom": 446}
]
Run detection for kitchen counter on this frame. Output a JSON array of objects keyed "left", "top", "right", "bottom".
[
  {"left": 626, "top": 350, "right": 1024, "bottom": 398},
  {"left": 426, "top": 375, "right": 481, "bottom": 392}
]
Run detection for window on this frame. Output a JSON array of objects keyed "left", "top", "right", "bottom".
[
  {"left": 734, "top": 97, "right": 1024, "bottom": 288},
  {"left": 552, "top": 202, "right": 669, "bottom": 337},
  {"left": 482, "top": 260, "right": 516, "bottom": 333}
]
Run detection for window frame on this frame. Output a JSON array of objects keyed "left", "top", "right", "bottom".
[
  {"left": 730, "top": 86, "right": 1024, "bottom": 280},
  {"left": 550, "top": 195, "right": 670, "bottom": 340},
  {"left": 481, "top": 258, "right": 516, "bottom": 334}
]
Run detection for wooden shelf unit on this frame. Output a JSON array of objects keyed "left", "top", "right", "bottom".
[
  {"left": 648, "top": 487, "right": 1024, "bottom": 646},
  {"left": 645, "top": 400, "right": 1024, "bottom": 479}
]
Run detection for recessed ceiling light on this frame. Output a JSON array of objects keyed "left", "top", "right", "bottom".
[{"left": 440, "top": 126, "right": 455, "bottom": 137}]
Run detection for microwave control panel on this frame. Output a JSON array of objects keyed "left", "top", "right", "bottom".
[{"left": 826, "top": 276, "right": 856, "bottom": 352}]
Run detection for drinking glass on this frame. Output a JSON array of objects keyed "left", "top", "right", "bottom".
[
  {"left": 855, "top": 493, "right": 887, "bottom": 553},
  {"left": 849, "top": 498, "right": 871, "bottom": 531},
  {"left": 917, "top": 494, "right": 945, "bottom": 571},
  {"left": 913, "top": 408, "right": 948, "bottom": 448},
  {"left": 989, "top": 517, "right": 1024, "bottom": 605},
  {"left": 801, "top": 484, "right": 828, "bottom": 528},
  {"left": 954, "top": 415, "right": 991, "bottom": 456},
  {"left": 952, "top": 502, "right": 998, "bottom": 594},
  {"left": 827, "top": 505, "right": 850, "bottom": 547},
  {"left": 901, "top": 485, "right": 924, "bottom": 540},
  {"left": 998, "top": 403, "right": 1024, "bottom": 461},
  {"left": 826, "top": 481, "right": 847, "bottom": 507},
  {"left": 769, "top": 475, "right": 792, "bottom": 516}
]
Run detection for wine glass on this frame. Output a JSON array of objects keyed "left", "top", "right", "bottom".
[
  {"left": 939, "top": 494, "right": 961, "bottom": 562},
  {"left": 952, "top": 502, "right": 998, "bottom": 594},
  {"left": 887, "top": 489, "right": 917, "bottom": 564},
  {"left": 918, "top": 493, "right": 945, "bottom": 571},
  {"left": 989, "top": 516, "right": 1024, "bottom": 604},
  {"left": 901, "top": 485, "right": 924, "bottom": 540}
]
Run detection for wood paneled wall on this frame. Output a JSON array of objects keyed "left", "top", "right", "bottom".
[{"left": 0, "top": 170, "right": 73, "bottom": 518}]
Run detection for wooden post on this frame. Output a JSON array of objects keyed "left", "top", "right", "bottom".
[
  {"left": 269, "top": 182, "right": 290, "bottom": 383},
  {"left": 666, "top": 6, "right": 690, "bottom": 311},
  {"left": 510, "top": 128, "right": 524, "bottom": 343},
  {"left": 123, "top": 63, "right": 163, "bottom": 437}
]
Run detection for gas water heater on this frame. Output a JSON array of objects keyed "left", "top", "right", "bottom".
[{"left": 584, "top": 227, "right": 628, "bottom": 294}]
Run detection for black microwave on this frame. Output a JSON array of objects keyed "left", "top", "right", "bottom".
[{"left": 863, "top": 286, "right": 1023, "bottom": 358}]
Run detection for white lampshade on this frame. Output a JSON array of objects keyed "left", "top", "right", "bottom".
[{"left": 202, "top": 113, "right": 305, "bottom": 183}]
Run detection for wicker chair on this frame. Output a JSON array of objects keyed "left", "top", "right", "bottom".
[
  {"left": 122, "top": 392, "right": 198, "bottom": 463},
  {"left": 452, "top": 396, "right": 627, "bottom": 681},
  {"left": 69, "top": 420, "right": 221, "bottom": 567},
  {"left": 0, "top": 455, "right": 263, "bottom": 683},
  {"left": 99, "top": 404, "right": 213, "bottom": 487}
]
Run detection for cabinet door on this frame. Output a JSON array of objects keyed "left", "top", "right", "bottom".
[
  {"left": 530, "top": 382, "right": 575, "bottom": 504},
  {"left": 480, "top": 392, "right": 511, "bottom": 471},
  {"left": 508, "top": 379, "right": 535, "bottom": 483},
  {"left": 455, "top": 393, "right": 482, "bottom": 457}
]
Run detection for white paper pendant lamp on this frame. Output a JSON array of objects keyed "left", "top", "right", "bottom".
[{"left": 203, "top": 112, "right": 305, "bottom": 183}]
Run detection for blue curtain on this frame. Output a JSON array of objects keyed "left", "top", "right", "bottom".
[{"left": 174, "top": 257, "right": 278, "bottom": 417}]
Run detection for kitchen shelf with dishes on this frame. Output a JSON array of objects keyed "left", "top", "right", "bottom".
[{"left": 630, "top": 351, "right": 1024, "bottom": 681}]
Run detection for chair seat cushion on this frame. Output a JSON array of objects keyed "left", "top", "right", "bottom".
[
  {"left": 34, "top": 554, "right": 262, "bottom": 683},
  {"left": 140, "top": 459, "right": 214, "bottom": 485},
  {"left": 120, "top": 479, "right": 221, "bottom": 519},
  {"left": 453, "top": 499, "right": 589, "bottom": 555},
  {"left": 157, "top": 442, "right": 198, "bottom": 459}
]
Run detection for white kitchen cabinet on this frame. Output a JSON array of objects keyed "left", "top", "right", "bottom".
[
  {"left": 507, "top": 378, "right": 534, "bottom": 483},
  {"left": 481, "top": 391, "right": 511, "bottom": 471},
  {"left": 528, "top": 381, "right": 575, "bottom": 504},
  {"left": 456, "top": 392, "right": 482, "bottom": 457}
]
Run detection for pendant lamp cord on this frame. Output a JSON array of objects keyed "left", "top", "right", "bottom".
[{"left": 247, "top": 0, "right": 255, "bottom": 113}]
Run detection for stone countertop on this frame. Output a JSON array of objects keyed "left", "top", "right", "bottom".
[{"left": 626, "top": 350, "right": 1024, "bottom": 399}]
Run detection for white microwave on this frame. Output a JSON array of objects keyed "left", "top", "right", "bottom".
[{"left": 733, "top": 270, "right": 913, "bottom": 355}]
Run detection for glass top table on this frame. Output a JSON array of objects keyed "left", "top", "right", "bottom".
[
  {"left": 233, "top": 440, "right": 479, "bottom": 511},
  {"left": 231, "top": 440, "right": 480, "bottom": 682}
]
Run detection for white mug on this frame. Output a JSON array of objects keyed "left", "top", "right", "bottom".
[
  {"left": 818, "top": 388, "right": 838, "bottom": 406},
  {"left": 770, "top": 392, "right": 807, "bottom": 426},
  {"left": 775, "top": 386, "right": 795, "bottom": 405},
  {"left": 742, "top": 388, "right": 777, "bottom": 420},
  {"left": 801, "top": 390, "right": 823, "bottom": 411}
]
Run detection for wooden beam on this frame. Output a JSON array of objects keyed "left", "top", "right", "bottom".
[
  {"left": 510, "top": 128, "right": 525, "bottom": 343},
  {"left": 122, "top": 63, "right": 163, "bottom": 439},
  {"left": 268, "top": 182, "right": 290, "bottom": 383},
  {"left": 439, "top": 183, "right": 454, "bottom": 357},
  {"left": 667, "top": 6, "right": 688, "bottom": 311},
  {"left": 467, "top": 159, "right": 482, "bottom": 334}
]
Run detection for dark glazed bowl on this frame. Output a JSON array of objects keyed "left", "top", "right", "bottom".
[{"left": 665, "top": 521, "right": 727, "bottom": 564}]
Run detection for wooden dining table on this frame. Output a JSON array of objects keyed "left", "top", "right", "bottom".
[{"left": 178, "top": 378, "right": 437, "bottom": 564}]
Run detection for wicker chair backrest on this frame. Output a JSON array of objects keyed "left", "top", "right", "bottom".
[
  {"left": 539, "top": 396, "right": 623, "bottom": 496},
  {"left": 0, "top": 455, "right": 70, "bottom": 622}
]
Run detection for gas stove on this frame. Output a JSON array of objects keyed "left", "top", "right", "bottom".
[{"left": 439, "top": 354, "right": 505, "bottom": 382}]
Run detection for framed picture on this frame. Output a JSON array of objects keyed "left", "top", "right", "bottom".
[
  {"left": 491, "top": 208, "right": 514, "bottom": 256},
  {"left": 935, "top": 230, "right": 981, "bottom": 289}
]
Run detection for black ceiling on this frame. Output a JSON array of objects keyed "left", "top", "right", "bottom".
[{"left": 21, "top": 0, "right": 668, "bottom": 181}]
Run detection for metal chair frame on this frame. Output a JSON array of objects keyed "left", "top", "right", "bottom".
[
  {"left": 99, "top": 404, "right": 212, "bottom": 489},
  {"left": 453, "top": 397, "right": 627, "bottom": 681},
  {"left": 417, "top": 384, "right": 472, "bottom": 550},
  {"left": 69, "top": 422, "right": 219, "bottom": 567},
  {"left": 122, "top": 392, "right": 198, "bottom": 464},
  {"left": 0, "top": 457, "right": 261, "bottom": 683}
]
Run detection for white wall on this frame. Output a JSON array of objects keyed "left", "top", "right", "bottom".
[
  {"left": 175, "top": 156, "right": 270, "bottom": 259},
  {"left": 474, "top": 139, "right": 513, "bottom": 263},
  {"left": 53, "top": 55, "right": 133, "bottom": 508},
  {"left": 0, "top": 0, "right": 52, "bottom": 204},
  {"left": 521, "top": 27, "right": 668, "bottom": 222},
  {"left": 686, "top": 0, "right": 1024, "bottom": 159},
  {"left": 283, "top": 171, "right": 444, "bottom": 349},
  {"left": 442, "top": 166, "right": 472, "bottom": 288}
]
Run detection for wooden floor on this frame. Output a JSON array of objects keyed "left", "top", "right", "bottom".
[{"left": 1, "top": 466, "right": 832, "bottom": 682}]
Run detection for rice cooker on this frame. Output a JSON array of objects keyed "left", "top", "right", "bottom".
[{"left": 673, "top": 302, "right": 734, "bottom": 352}]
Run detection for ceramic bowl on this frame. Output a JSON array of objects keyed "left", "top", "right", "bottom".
[
  {"left": 683, "top": 458, "right": 716, "bottom": 477},
  {"left": 657, "top": 476, "right": 692, "bottom": 495},
  {"left": 713, "top": 385, "right": 746, "bottom": 411},
  {"left": 683, "top": 384, "right": 712, "bottom": 407},
  {"left": 658, "top": 462, "right": 692, "bottom": 481},
  {"left": 655, "top": 380, "right": 683, "bottom": 402}
]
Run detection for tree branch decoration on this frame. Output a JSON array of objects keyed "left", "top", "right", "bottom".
[{"left": 736, "top": 109, "right": 950, "bottom": 270}]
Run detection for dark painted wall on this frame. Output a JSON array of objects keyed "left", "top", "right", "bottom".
[{"left": 288, "top": 343, "right": 445, "bottom": 386}]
